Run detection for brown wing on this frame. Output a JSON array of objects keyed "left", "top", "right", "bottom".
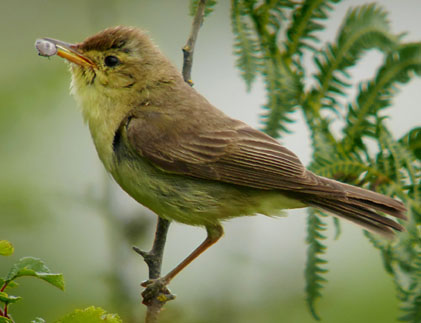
[{"left": 125, "top": 108, "right": 345, "bottom": 197}]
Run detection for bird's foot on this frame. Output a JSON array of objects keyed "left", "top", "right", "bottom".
[{"left": 141, "top": 277, "right": 176, "bottom": 306}]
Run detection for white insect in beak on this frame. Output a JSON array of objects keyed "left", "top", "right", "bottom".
[{"left": 35, "top": 39, "right": 57, "bottom": 57}]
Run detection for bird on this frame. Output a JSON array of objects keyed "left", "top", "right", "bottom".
[{"left": 36, "top": 26, "right": 406, "bottom": 290}]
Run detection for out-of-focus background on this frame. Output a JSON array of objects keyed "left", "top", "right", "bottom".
[{"left": 1, "top": 1, "right": 420, "bottom": 322}]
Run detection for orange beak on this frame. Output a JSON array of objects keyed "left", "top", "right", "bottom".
[{"left": 37, "top": 38, "right": 95, "bottom": 68}]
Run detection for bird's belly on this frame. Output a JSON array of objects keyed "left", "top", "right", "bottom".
[{"left": 111, "top": 157, "right": 304, "bottom": 226}]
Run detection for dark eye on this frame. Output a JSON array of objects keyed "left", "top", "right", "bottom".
[{"left": 104, "top": 55, "right": 120, "bottom": 67}]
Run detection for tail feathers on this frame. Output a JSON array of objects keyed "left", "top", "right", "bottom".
[
  {"left": 306, "top": 177, "right": 407, "bottom": 239},
  {"left": 332, "top": 179, "right": 407, "bottom": 220},
  {"left": 307, "top": 198, "right": 402, "bottom": 239}
]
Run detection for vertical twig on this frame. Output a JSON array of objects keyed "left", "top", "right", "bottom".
[
  {"left": 133, "top": 217, "right": 171, "bottom": 323},
  {"left": 133, "top": 1, "right": 210, "bottom": 322},
  {"left": 182, "top": 0, "right": 208, "bottom": 85}
]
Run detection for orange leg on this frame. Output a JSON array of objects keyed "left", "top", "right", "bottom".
[
  {"left": 142, "top": 225, "right": 224, "bottom": 294},
  {"left": 162, "top": 224, "right": 224, "bottom": 284},
  {"left": 141, "top": 224, "right": 224, "bottom": 305}
]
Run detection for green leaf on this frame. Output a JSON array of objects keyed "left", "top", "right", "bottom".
[
  {"left": 56, "top": 306, "right": 122, "bottom": 323},
  {"left": 0, "top": 240, "right": 14, "bottom": 256},
  {"left": 0, "top": 291, "right": 22, "bottom": 304},
  {"left": 5, "top": 257, "right": 64, "bottom": 291},
  {"left": 0, "top": 317, "right": 13, "bottom": 323},
  {"left": 0, "top": 279, "right": 18, "bottom": 292}
]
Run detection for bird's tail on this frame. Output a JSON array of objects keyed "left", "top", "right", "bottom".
[{"left": 303, "top": 176, "right": 407, "bottom": 239}]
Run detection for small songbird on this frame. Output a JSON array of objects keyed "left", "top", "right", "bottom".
[{"left": 36, "top": 26, "right": 406, "bottom": 289}]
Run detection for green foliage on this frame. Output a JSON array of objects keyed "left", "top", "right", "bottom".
[
  {"left": 0, "top": 242, "right": 64, "bottom": 321},
  {"left": 400, "top": 127, "right": 421, "bottom": 160},
  {"left": 308, "top": 3, "right": 397, "bottom": 115},
  {"left": 0, "top": 293, "right": 21, "bottom": 305},
  {"left": 4, "top": 257, "right": 65, "bottom": 291},
  {"left": 372, "top": 129, "right": 421, "bottom": 322},
  {"left": 285, "top": 0, "right": 340, "bottom": 59},
  {"left": 260, "top": 58, "right": 301, "bottom": 137},
  {"left": 231, "top": 0, "right": 260, "bottom": 90},
  {"left": 0, "top": 241, "right": 13, "bottom": 257},
  {"left": 343, "top": 43, "right": 421, "bottom": 152},
  {"left": 0, "top": 242, "right": 122, "bottom": 321},
  {"left": 230, "top": 0, "right": 421, "bottom": 321},
  {"left": 231, "top": 0, "right": 302, "bottom": 137},
  {"left": 305, "top": 210, "right": 328, "bottom": 321},
  {"left": 56, "top": 306, "right": 122, "bottom": 323}
]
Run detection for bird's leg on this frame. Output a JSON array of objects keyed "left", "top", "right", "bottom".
[
  {"left": 141, "top": 224, "right": 224, "bottom": 305},
  {"left": 163, "top": 224, "right": 224, "bottom": 284}
]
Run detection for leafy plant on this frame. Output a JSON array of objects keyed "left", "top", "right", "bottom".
[
  {"left": 0, "top": 240, "right": 64, "bottom": 322},
  {"left": 230, "top": 0, "right": 421, "bottom": 321},
  {"left": 56, "top": 306, "right": 122, "bottom": 323},
  {"left": 0, "top": 241, "right": 122, "bottom": 322}
]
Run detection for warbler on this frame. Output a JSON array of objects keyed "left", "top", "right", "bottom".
[{"left": 36, "top": 26, "right": 406, "bottom": 287}]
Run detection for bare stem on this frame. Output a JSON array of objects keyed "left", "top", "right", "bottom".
[
  {"left": 133, "top": 217, "right": 170, "bottom": 279},
  {"left": 182, "top": 0, "right": 208, "bottom": 85},
  {"left": 133, "top": 217, "right": 172, "bottom": 323}
]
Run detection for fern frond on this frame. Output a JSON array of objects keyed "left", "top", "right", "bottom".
[
  {"left": 305, "top": 209, "right": 328, "bottom": 321},
  {"left": 400, "top": 293, "right": 421, "bottom": 323},
  {"left": 237, "top": 0, "right": 302, "bottom": 137},
  {"left": 367, "top": 128, "right": 421, "bottom": 322},
  {"left": 343, "top": 43, "right": 421, "bottom": 152},
  {"left": 231, "top": 0, "right": 261, "bottom": 90},
  {"left": 378, "top": 126, "right": 420, "bottom": 189},
  {"left": 378, "top": 127, "right": 421, "bottom": 220},
  {"left": 401, "top": 238, "right": 421, "bottom": 323},
  {"left": 260, "top": 58, "right": 301, "bottom": 138},
  {"left": 307, "top": 3, "right": 398, "bottom": 113},
  {"left": 285, "top": 0, "right": 340, "bottom": 59},
  {"left": 312, "top": 156, "right": 389, "bottom": 184},
  {"left": 307, "top": 115, "right": 340, "bottom": 158},
  {"left": 251, "top": 0, "right": 296, "bottom": 36},
  {"left": 229, "top": 1, "right": 420, "bottom": 321},
  {"left": 400, "top": 127, "right": 421, "bottom": 161},
  {"left": 397, "top": 236, "right": 421, "bottom": 323}
]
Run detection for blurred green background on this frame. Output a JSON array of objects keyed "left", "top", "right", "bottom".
[{"left": 1, "top": 0, "right": 420, "bottom": 322}]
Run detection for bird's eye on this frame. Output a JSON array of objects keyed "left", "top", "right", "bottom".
[{"left": 104, "top": 55, "right": 120, "bottom": 67}]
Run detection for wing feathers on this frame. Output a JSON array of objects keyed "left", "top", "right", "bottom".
[{"left": 125, "top": 108, "right": 405, "bottom": 236}]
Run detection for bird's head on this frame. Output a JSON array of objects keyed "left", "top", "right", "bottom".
[{"left": 39, "top": 26, "right": 179, "bottom": 107}]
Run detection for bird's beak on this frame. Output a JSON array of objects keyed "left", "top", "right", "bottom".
[{"left": 40, "top": 38, "right": 95, "bottom": 68}]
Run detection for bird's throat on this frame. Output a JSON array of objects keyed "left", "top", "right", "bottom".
[{"left": 71, "top": 75, "right": 131, "bottom": 171}]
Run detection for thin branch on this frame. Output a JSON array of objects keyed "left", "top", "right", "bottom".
[
  {"left": 133, "top": 217, "right": 172, "bottom": 323},
  {"left": 182, "top": 0, "right": 208, "bottom": 85},
  {"left": 133, "top": 217, "right": 170, "bottom": 279},
  {"left": 134, "top": 1, "right": 210, "bottom": 322}
]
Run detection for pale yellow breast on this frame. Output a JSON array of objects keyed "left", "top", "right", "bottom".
[{"left": 70, "top": 75, "right": 132, "bottom": 171}]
